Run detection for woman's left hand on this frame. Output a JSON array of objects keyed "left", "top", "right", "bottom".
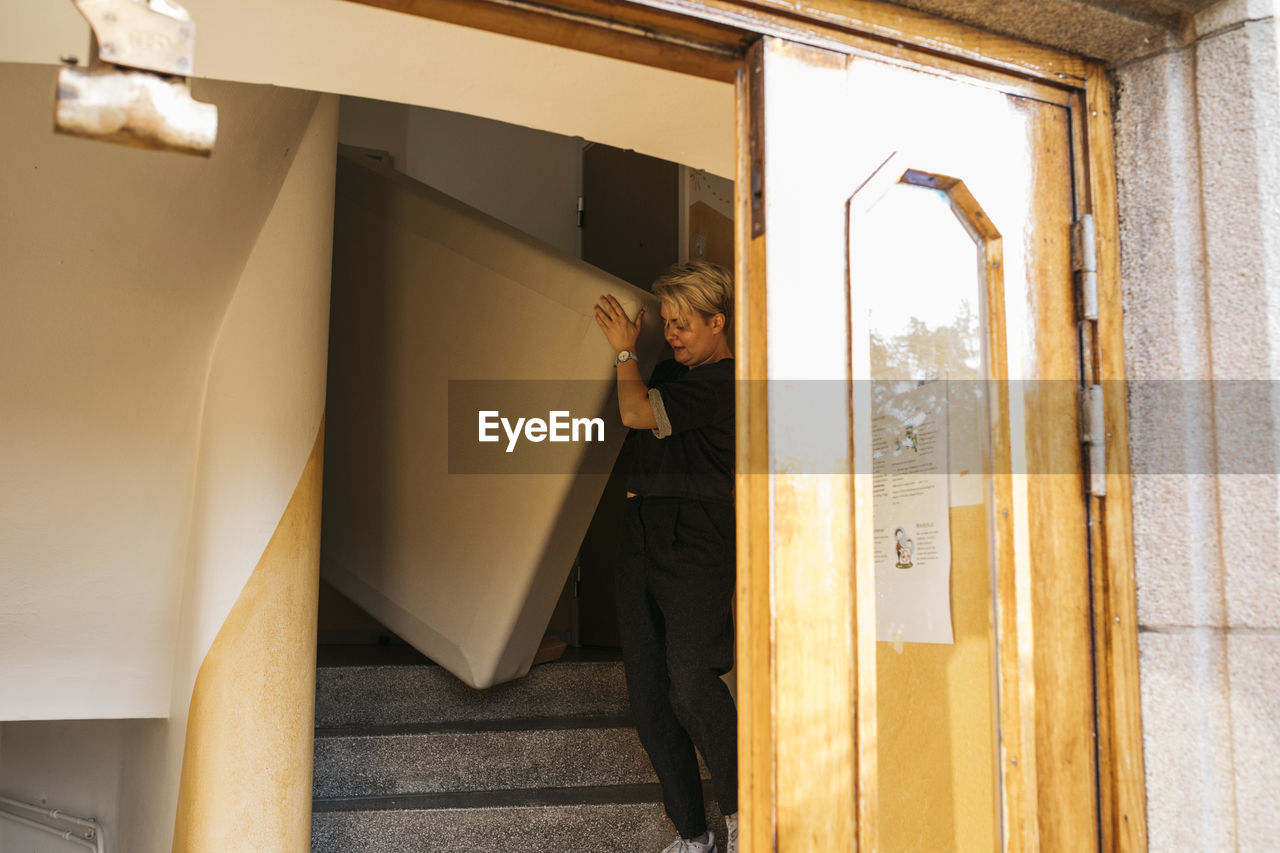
[{"left": 593, "top": 294, "right": 645, "bottom": 354}]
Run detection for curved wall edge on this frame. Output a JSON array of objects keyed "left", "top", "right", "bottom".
[
  {"left": 114, "top": 92, "right": 338, "bottom": 852},
  {"left": 172, "top": 423, "right": 324, "bottom": 853}
]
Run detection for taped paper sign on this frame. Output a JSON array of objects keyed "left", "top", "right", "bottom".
[{"left": 873, "top": 380, "right": 954, "bottom": 645}]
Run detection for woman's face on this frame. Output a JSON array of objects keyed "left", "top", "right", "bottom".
[{"left": 661, "top": 301, "right": 725, "bottom": 368}]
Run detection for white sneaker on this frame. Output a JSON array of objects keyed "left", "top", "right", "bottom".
[
  {"left": 661, "top": 831, "right": 717, "bottom": 853},
  {"left": 725, "top": 814, "right": 738, "bottom": 853}
]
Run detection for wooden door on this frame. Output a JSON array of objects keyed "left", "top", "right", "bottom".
[{"left": 736, "top": 36, "right": 1097, "bottom": 851}]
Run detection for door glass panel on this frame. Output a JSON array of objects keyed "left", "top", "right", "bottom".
[{"left": 853, "top": 178, "right": 1001, "bottom": 851}]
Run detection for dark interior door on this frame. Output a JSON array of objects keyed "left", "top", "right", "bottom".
[{"left": 576, "top": 143, "right": 679, "bottom": 648}]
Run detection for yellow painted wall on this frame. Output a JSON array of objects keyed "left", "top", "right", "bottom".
[
  {"left": 877, "top": 503, "right": 1000, "bottom": 852},
  {"left": 172, "top": 426, "right": 324, "bottom": 853}
]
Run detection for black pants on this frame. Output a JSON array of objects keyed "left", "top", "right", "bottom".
[{"left": 616, "top": 495, "right": 738, "bottom": 839}]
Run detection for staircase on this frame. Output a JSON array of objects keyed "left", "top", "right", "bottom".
[{"left": 311, "top": 646, "right": 726, "bottom": 852}]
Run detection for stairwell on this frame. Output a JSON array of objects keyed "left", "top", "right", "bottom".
[{"left": 311, "top": 646, "right": 727, "bottom": 852}]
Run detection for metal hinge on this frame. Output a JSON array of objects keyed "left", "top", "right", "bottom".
[
  {"left": 1071, "top": 214, "right": 1098, "bottom": 320},
  {"left": 1080, "top": 386, "right": 1107, "bottom": 496},
  {"left": 1074, "top": 214, "right": 1105, "bottom": 496}
]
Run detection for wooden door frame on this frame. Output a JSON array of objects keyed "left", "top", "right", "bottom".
[{"left": 344, "top": 0, "right": 1145, "bottom": 848}]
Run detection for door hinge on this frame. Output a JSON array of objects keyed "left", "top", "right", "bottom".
[
  {"left": 1073, "top": 214, "right": 1104, "bottom": 496},
  {"left": 577, "top": 197, "right": 585, "bottom": 229},
  {"left": 1071, "top": 214, "right": 1098, "bottom": 321},
  {"left": 1080, "top": 384, "right": 1107, "bottom": 496}
]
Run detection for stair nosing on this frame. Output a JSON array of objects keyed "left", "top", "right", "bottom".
[
  {"left": 312, "top": 781, "right": 720, "bottom": 814},
  {"left": 315, "top": 712, "right": 635, "bottom": 740},
  {"left": 316, "top": 649, "right": 624, "bottom": 669}
]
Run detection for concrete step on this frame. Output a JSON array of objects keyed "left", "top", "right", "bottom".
[
  {"left": 314, "top": 659, "right": 629, "bottom": 728},
  {"left": 311, "top": 650, "right": 729, "bottom": 851},
  {"left": 311, "top": 784, "right": 728, "bottom": 853},
  {"left": 313, "top": 715, "right": 683, "bottom": 799}
]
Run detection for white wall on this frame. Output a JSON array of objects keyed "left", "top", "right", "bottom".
[
  {"left": 338, "top": 96, "right": 410, "bottom": 172},
  {"left": 339, "top": 98, "right": 585, "bottom": 257},
  {"left": 0, "top": 719, "right": 157, "bottom": 852},
  {"left": 0, "top": 64, "right": 325, "bottom": 721},
  {"left": 405, "top": 106, "right": 584, "bottom": 258},
  {"left": 169, "top": 91, "right": 335, "bottom": 727},
  {"left": 0, "top": 63, "right": 336, "bottom": 848},
  {"left": 0, "top": 0, "right": 735, "bottom": 179}
]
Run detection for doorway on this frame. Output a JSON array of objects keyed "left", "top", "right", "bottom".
[
  {"left": 317, "top": 104, "right": 735, "bottom": 655},
  {"left": 327, "top": 1, "right": 1145, "bottom": 848}
]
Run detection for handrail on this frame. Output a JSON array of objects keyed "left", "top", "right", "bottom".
[
  {"left": 0, "top": 809, "right": 98, "bottom": 851},
  {"left": 0, "top": 795, "right": 104, "bottom": 853}
]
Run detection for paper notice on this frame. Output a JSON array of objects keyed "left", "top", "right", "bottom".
[{"left": 873, "top": 380, "right": 954, "bottom": 645}]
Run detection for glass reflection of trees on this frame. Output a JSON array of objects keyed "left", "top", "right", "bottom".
[
  {"left": 865, "top": 200, "right": 986, "bottom": 479},
  {"left": 870, "top": 299, "right": 980, "bottom": 383}
]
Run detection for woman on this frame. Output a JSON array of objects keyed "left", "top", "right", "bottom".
[{"left": 594, "top": 261, "right": 738, "bottom": 853}]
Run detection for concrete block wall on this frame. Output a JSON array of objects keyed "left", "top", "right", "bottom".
[{"left": 1114, "top": 1, "right": 1280, "bottom": 849}]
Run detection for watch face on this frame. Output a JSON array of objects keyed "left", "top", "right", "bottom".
[{"left": 617, "top": 351, "right": 633, "bottom": 363}]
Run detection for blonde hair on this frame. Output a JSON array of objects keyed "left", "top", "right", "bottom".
[{"left": 652, "top": 261, "right": 734, "bottom": 336}]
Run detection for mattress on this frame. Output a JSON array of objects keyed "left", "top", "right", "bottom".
[{"left": 323, "top": 150, "right": 665, "bottom": 688}]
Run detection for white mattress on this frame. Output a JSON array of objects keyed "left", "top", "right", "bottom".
[{"left": 323, "top": 151, "right": 664, "bottom": 688}]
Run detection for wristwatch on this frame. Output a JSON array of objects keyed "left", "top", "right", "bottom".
[{"left": 614, "top": 350, "right": 637, "bottom": 367}]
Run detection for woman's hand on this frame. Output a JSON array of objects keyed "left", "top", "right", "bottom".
[
  {"left": 596, "top": 295, "right": 656, "bottom": 428},
  {"left": 593, "top": 294, "right": 645, "bottom": 354}
]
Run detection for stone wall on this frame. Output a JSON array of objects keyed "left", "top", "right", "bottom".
[{"left": 1113, "top": 1, "right": 1280, "bottom": 849}]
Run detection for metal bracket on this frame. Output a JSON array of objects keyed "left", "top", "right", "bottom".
[
  {"left": 72, "top": 0, "right": 196, "bottom": 76},
  {"left": 55, "top": 0, "right": 216, "bottom": 156}
]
